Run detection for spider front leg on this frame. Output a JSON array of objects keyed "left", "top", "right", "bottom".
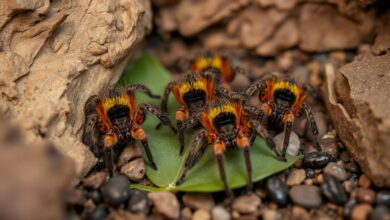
[
  {"left": 156, "top": 82, "right": 174, "bottom": 130},
  {"left": 127, "top": 84, "right": 161, "bottom": 99},
  {"left": 302, "top": 103, "right": 321, "bottom": 151},
  {"left": 138, "top": 104, "right": 177, "bottom": 133},
  {"left": 251, "top": 120, "right": 280, "bottom": 159},
  {"left": 280, "top": 114, "right": 295, "bottom": 162},
  {"left": 214, "top": 141, "right": 234, "bottom": 201},
  {"left": 103, "top": 131, "right": 118, "bottom": 175},
  {"left": 131, "top": 127, "right": 158, "bottom": 170},
  {"left": 82, "top": 95, "right": 101, "bottom": 156},
  {"left": 244, "top": 104, "right": 266, "bottom": 122},
  {"left": 216, "top": 87, "right": 243, "bottom": 101},
  {"left": 176, "top": 131, "right": 209, "bottom": 185},
  {"left": 236, "top": 134, "right": 253, "bottom": 193},
  {"left": 176, "top": 107, "right": 189, "bottom": 155}
]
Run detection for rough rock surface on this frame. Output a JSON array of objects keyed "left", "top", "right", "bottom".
[
  {"left": 323, "top": 54, "right": 390, "bottom": 187},
  {"left": 0, "top": 0, "right": 152, "bottom": 178}
]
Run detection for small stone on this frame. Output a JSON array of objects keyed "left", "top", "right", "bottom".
[
  {"left": 357, "top": 188, "right": 376, "bottom": 204},
  {"left": 306, "top": 113, "right": 327, "bottom": 139},
  {"left": 212, "top": 206, "right": 231, "bottom": 220},
  {"left": 230, "top": 73, "right": 251, "bottom": 89},
  {"left": 83, "top": 171, "right": 108, "bottom": 189},
  {"left": 192, "top": 209, "right": 211, "bottom": 220},
  {"left": 291, "top": 206, "right": 310, "bottom": 220},
  {"left": 101, "top": 175, "right": 131, "bottom": 206},
  {"left": 148, "top": 192, "right": 179, "bottom": 219},
  {"left": 303, "top": 152, "right": 331, "bottom": 169},
  {"left": 232, "top": 194, "right": 261, "bottom": 214},
  {"left": 66, "top": 189, "right": 85, "bottom": 205},
  {"left": 315, "top": 173, "right": 324, "bottom": 185},
  {"left": 120, "top": 158, "right": 145, "bottom": 182},
  {"left": 182, "top": 193, "right": 215, "bottom": 211},
  {"left": 263, "top": 209, "right": 282, "bottom": 220},
  {"left": 86, "top": 206, "right": 107, "bottom": 220},
  {"left": 118, "top": 146, "right": 142, "bottom": 167},
  {"left": 324, "top": 162, "right": 348, "bottom": 181},
  {"left": 376, "top": 191, "right": 390, "bottom": 206},
  {"left": 370, "top": 206, "right": 390, "bottom": 220},
  {"left": 345, "top": 161, "right": 361, "bottom": 174},
  {"left": 305, "top": 168, "right": 316, "bottom": 178},
  {"left": 340, "top": 151, "right": 351, "bottom": 163},
  {"left": 293, "top": 117, "right": 307, "bottom": 136},
  {"left": 287, "top": 169, "right": 306, "bottom": 186},
  {"left": 319, "top": 138, "right": 338, "bottom": 159},
  {"left": 358, "top": 175, "right": 372, "bottom": 188},
  {"left": 321, "top": 175, "right": 348, "bottom": 205},
  {"left": 127, "top": 189, "right": 149, "bottom": 213},
  {"left": 351, "top": 204, "right": 373, "bottom": 220},
  {"left": 265, "top": 176, "right": 288, "bottom": 206},
  {"left": 181, "top": 207, "right": 192, "bottom": 219},
  {"left": 343, "top": 180, "right": 357, "bottom": 193},
  {"left": 289, "top": 185, "right": 322, "bottom": 208},
  {"left": 274, "top": 131, "right": 300, "bottom": 157},
  {"left": 330, "top": 51, "right": 346, "bottom": 63},
  {"left": 304, "top": 179, "right": 314, "bottom": 185},
  {"left": 344, "top": 199, "right": 357, "bottom": 219},
  {"left": 87, "top": 190, "right": 102, "bottom": 204}
]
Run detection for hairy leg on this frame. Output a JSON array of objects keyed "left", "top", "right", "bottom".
[
  {"left": 132, "top": 127, "right": 157, "bottom": 170},
  {"left": 127, "top": 84, "right": 161, "bottom": 99},
  {"left": 302, "top": 103, "right": 321, "bottom": 151},
  {"left": 138, "top": 104, "right": 177, "bottom": 133}
]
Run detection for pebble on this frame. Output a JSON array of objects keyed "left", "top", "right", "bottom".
[
  {"left": 274, "top": 131, "right": 300, "bottom": 157},
  {"left": 87, "top": 190, "right": 102, "bottom": 204},
  {"left": 306, "top": 113, "right": 327, "bottom": 140},
  {"left": 292, "top": 117, "right": 307, "bottom": 136},
  {"left": 148, "top": 192, "right": 179, "bottom": 219},
  {"left": 351, "top": 204, "right": 373, "bottom": 220},
  {"left": 344, "top": 199, "right": 357, "bottom": 219},
  {"left": 86, "top": 206, "right": 107, "bottom": 220},
  {"left": 340, "top": 151, "right": 352, "bottom": 163},
  {"left": 358, "top": 174, "right": 372, "bottom": 188},
  {"left": 303, "top": 152, "right": 331, "bottom": 169},
  {"left": 345, "top": 161, "right": 361, "bottom": 174},
  {"left": 94, "top": 157, "right": 106, "bottom": 170},
  {"left": 319, "top": 138, "right": 338, "bottom": 158},
  {"left": 265, "top": 176, "right": 288, "bottom": 206},
  {"left": 304, "top": 179, "right": 314, "bottom": 185},
  {"left": 376, "top": 191, "right": 390, "bottom": 206},
  {"left": 292, "top": 66, "right": 309, "bottom": 86},
  {"left": 263, "top": 209, "right": 282, "bottom": 220},
  {"left": 181, "top": 207, "right": 192, "bottom": 219},
  {"left": 342, "top": 180, "right": 357, "bottom": 193},
  {"left": 305, "top": 168, "right": 316, "bottom": 178},
  {"left": 183, "top": 193, "right": 215, "bottom": 211},
  {"left": 127, "top": 189, "right": 149, "bottom": 213},
  {"left": 321, "top": 175, "right": 348, "bottom": 205},
  {"left": 212, "top": 206, "right": 231, "bottom": 220},
  {"left": 118, "top": 146, "right": 142, "bottom": 167},
  {"left": 291, "top": 206, "right": 310, "bottom": 220},
  {"left": 232, "top": 194, "right": 261, "bottom": 214},
  {"left": 315, "top": 173, "right": 324, "bottom": 185},
  {"left": 101, "top": 175, "right": 131, "bottom": 206},
  {"left": 357, "top": 188, "right": 376, "bottom": 204},
  {"left": 230, "top": 73, "right": 251, "bottom": 89},
  {"left": 323, "top": 162, "right": 348, "bottom": 181},
  {"left": 120, "top": 158, "right": 145, "bottom": 182},
  {"left": 192, "top": 209, "right": 211, "bottom": 220},
  {"left": 369, "top": 206, "right": 390, "bottom": 220},
  {"left": 287, "top": 169, "right": 306, "bottom": 186},
  {"left": 83, "top": 171, "right": 108, "bottom": 189},
  {"left": 289, "top": 185, "right": 322, "bottom": 208}
]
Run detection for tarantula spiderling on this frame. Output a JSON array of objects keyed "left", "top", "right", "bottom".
[
  {"left": 82, "top": 85, "right": 176, "bottom": 174},
  {"left": 175, "top": 98, "right": 277, "bottom": 199},
  {"left": 243, "top": 74, "right": 321, "bottom": 161}
]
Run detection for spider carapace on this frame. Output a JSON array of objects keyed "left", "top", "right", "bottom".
[
  {"left": 82, "top": 85, "right": 176, "bottom": 174},
  {"left": 160, "top": 72, "right": 218, "bottom": 155},
  {"left": 176, "top": 99, "right": 277, "bottom": 199},
  {"left": 244, "top": 74, "right": 321, "bottom": 161}
]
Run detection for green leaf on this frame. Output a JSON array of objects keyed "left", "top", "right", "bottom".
[{"left": 119, "top": 53, "right": 300, "bottom": 192}]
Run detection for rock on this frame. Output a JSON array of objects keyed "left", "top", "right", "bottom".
[
  {"left": 306, "top": 113, "right": 327, "bottom": 140},
  {"left": 118, "top": 146, "right": 143, "bottom": 167},
  {"left": 319, "top": 138, "right": 338, "bottom": 159},
  {"left": 232, "top": 194, "right": 261, "bottom": 214},
  {"left": 287, "top": 169, "right": 306, "bottom": 186},
  {"left": 323, "top": 162, "right": 348, "bottom": 181},
  {"left": 370, "top": 206, "right": 390, "bottom": 220},
  {"left": 120, "top": 158, "right": 145, "bottom": 182},
  {"left": 86, "top": 206, "right": 107, "bottom": 220},
  {"left": 192, "top": 209, "right": 211, "bottom": 220},
  {"left": 181, "top": 207, "right": 192, "bottom": 219},
  {"left": 321, "top": 175, "right": 348, "bottom": 205},
  {"left": 263, "top": 209, "right": 282, "bottom": 220},
  {"left": 305, "top": 168, "right": 316, "bottom": 179},
  {"left": 299, "top": 3, "right": 374, "bottom": 52},
  {"left": 83, "top": 171, "right": 108, "bottom": 189},
  {"left": 344, "top": 199, "right": 357, "bottom": 219},
  {"left": 274, "top": 131, "right": 300, "bottom": 157},
  {"left": 357, "top": 188, "right": 376, "bottom": 204},
  {"left": 127, "top": 189, "right": 149, "bottom": 213},
  {"left": 345, "top": 161, "right": 362, "bottom": 175},
  {"left": 289, "top": 185, "right": 322, "bottom": 208},
  {"left": 323, "top": 56, "right": 390, "bottom": 187},
  {"left": 372, "top": 13, "right": 390, "bottom": 55},
  {"left": 256, "top": 0, "right": 298, "bottom": 10},
  {"left": 303, "top": 152, "right": 331, "bottom": 169},
  {"left": 212, "top": 206, "right": 231, "bottom": 220},
  {"left": 101, "top": 175, "right": 131, "bottom": 206},
  {"left": 290, "top": 206, "right": 310, "bottom": 220},
  {"left": 182, "top": 193, "right": 215, "bottom": 211},
  {"left": 108, "top": 210, "right": 146, "bottom": 220},
  {"left": 359, "top": 174, "right": 372, "bottom": 188},
  {"left": 343, "top": 180, "right": 357, "bottom": 193},
  {"left": 87, "top": 190, "right": 102, "bottom": 204},
  {"left": 265, "top": 176, "right": 288, "bottom": 206},
  {"left": 0, "top": 0, "right": 152, "bottom": 178},
  {"left": 351, "top": 204, "right": 373, "bottom": 220},
  {"left": 376, "top": 191, "right": 390, "bottom": 206},
  {"left": 148, "top": 192, "right": 179, "bottom": 219},
  {"left": 0, "top": 119, "right": 75, "bottom": 220}
]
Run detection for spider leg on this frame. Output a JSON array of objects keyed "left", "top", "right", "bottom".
[
  {"left": 236, "top": 135, "right": 253, "bottom": 192},
  {"left": 131, "top": 127, "right": 157, "bottom": 170},
  {"left": 214, "top": 141, "right": 233, "bottom": 200},
  {"left": 176, "top": 107, "right": 189, "bottom": 155},
  {"left": 244, "top": 104, "right": 266, "bottom": 122},
  {"left": 82, "top": 95, "right": 103, "bottom": 156},
  {"left": 127, "top": 84, "right": 160, "bottom": 99},
  {"left": 215, "top": 87, "right": 243, "bottom": 101},
  {"left": 103, "top": 131, "right": 118, "bottom": 175},
  {"left": 156, "top": 82, "right": 174, "bottom": 130},
  {"left": 176, "top": 131, "right": 209, "bottom": 185},
  {"left": 302, "top": 102, "right": 321, "bottom": 151},
  {"left": 138, "top": 104, "right": 177, "bottom": 133},
  {"left": 280, "top": 114, "right": 294, "bottom": 162},
  {"left": 251, "top": 120, "right": 279, "bottom": 158}
]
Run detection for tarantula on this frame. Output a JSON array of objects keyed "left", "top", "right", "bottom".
[
  {"left": 82, "top": 85, "right": 176, "bottom": 174},
  {"left": 175, "top": 98, "right": 277, "bottom": 199},
  {"left": 243, "top": 74, "right": 321, "bottom": 161}
]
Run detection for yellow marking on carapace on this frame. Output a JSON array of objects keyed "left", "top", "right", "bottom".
[
  {"left": 101, "top": 95, "right": 131, "bottom": 114},
  {"left": 273, "top": 81, "right": 300, "bottom": 98},
  {"left": 208, "top": 104, "right": 236, "bottom": 121},
  {"left": 178, "top": 80, "right": 206, "bottom": 96},
  {"left": 194, "top": 56, "right": 223, "bottom": 71}
]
